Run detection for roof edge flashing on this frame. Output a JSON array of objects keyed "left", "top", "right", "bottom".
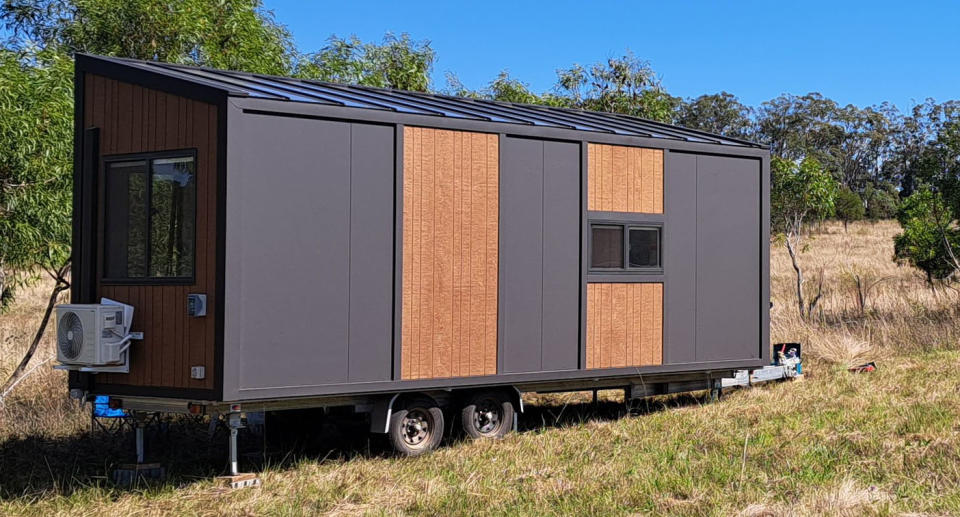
[
  {"left": 75, "top": 53, "right": 244, "bottom": 103},
  {"left": 75, "top": 53, "right": 768, "bottom": 149}
]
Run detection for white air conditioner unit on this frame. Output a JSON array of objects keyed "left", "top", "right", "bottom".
[{"left": 55, "top": 299, "right": 140, "bottom": 373}]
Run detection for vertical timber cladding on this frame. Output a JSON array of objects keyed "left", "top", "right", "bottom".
[
  {"left": 585, "top": 283, "right": 663, "bottom": 368},
  {"left": 586, "top": 143, "right": 664, "bottom": 368},
  {"left": 587, "top": 143, "right": 663, "bottom": 213},
  {"left": 87, "top": 74, "right": 217, "bottom": 390},
  {"left": 401, "top": 127, "right": 499, "bottom": 380}
]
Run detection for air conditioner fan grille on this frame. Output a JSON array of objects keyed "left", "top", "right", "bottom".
[{"left": 58, "top": 312, "right": 84, "bottom": 360}]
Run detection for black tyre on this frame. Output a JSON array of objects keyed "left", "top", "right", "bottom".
[
  {"left": 387, "top": 396, "right": 445, "bottom": 456},
  {"left": 461, "top": 392, "right": 514, "bottom": 439}
]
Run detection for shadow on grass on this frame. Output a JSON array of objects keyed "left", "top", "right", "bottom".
[
  {"left": 516, "top": 390, "right": 711, "bottom": 433},
  {"left": 0, "top": 390, "right": 714, "bottom": 499}
]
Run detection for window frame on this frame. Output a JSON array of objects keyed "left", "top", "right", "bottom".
[
  {"left": 627, "top": 226, "right": 661, "bottom": 269},
  {"left": 587, "top": 216, "right": 664, "bottom": 277},
  {"left": 588, "top": 224, "right": 626, "bottom": 270},
  {"left": 100, "top": 148, "right": 198, "bottom": 286}
]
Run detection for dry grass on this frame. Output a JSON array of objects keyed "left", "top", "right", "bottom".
[
  {"left": 1, "top": 220, "right": 959, "bottom": 516},
  {"left": 0, "top": 281, "right": 81, "bottom": 438},
  {"left": 770, "top": 221, "right": 960, "bottom": 368}
]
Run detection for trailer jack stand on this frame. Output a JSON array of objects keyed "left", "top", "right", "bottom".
[
  {"left": 708, "top": 379, "right": 722, "bottom": 402},
  {"left": 112, "top": 411, "right": 165, "bottom": 487},
  {"left": 215, "top": 411, "right": 261, "bottom": 490}
]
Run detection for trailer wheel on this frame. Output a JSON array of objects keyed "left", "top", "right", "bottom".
[
  {"left": 387, "top": 397, "right": 444, "bottom": 456},
  {"left": 461, "top": 392, "right": 514, "bottom": 439}
]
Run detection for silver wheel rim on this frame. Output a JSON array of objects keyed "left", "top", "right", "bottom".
[
  {"left": 472, "top": 398, "right": 503, "bottom": 436},
  {"left": 401, "top": 408, "right": 432, "bottom": 447}
]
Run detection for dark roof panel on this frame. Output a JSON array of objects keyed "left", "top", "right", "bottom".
[{"left": 85, "top": 54, "right": 764, "bottom": 148}]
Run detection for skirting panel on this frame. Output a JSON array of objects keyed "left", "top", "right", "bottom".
[
  {"left": 401, "top": 127, "right": 499, "bottom": 379},
  {"left": 586, "top": 283, "right": 663, "bottom": 368}
]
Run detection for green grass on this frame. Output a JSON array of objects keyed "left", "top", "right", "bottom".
[{"left": 2, "top": 351, "right": 959, "bottom": 516}]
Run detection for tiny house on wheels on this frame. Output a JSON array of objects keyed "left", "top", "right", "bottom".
[{"left": 59, "top": 53, "right": 770, "bottom": 464}]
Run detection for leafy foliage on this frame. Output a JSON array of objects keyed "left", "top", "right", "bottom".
[
  {"left": 555, "top": 52, "right": 676, "bottom": 122},
  {"left": 913, "top": 120, "right": 960, "bottom": 215},
  {"left": 771, "top": 156, "right": 838, "bottom": 233},
  {"left": 295, "top": 33, "right": 435, "bottom": 92},
  {"left": 673, "top": 92, "right": 753, "bottom": 140},
  {"left": 0, "top": 47, "right": 73, "bottom": 309},
  {"left": 834, "top": 188, "right": 865, "bottom": 230},
  {"left": 445, "top": 70, "right": 569, "bottom": 106},
  {"left": 893, "top": 186, "right": 960, "bottom": 283},
  {"left": 864, "top": 182, "right": 899, "bottom": 220},
  {"left": 756, "top": 94, "right": 897, "bottom": 191},
  {"left": 447, "top": 51, "right": 676, "bottom": 122},
  {"left": 882, "top": 100, "right": 960, "bottom": 198},
  {"left": 889, "top": 111, "right": 960, "bottom": 282},
  {"left": 1, "top": 0, "right": 295, "bottom": 74},
  {"left": 771, "top": 156, "right": 838, "bottom": 318}
]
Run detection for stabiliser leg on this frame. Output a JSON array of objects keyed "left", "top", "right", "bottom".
[
  {"left": 112, "top": 411, "right": 165, "bottom": 486},
  {"left": 216, "top": 408, "right": 261, "bottom": 489},
  {"left": 228, "top": 412, "right": 241, "bottom": 476}
]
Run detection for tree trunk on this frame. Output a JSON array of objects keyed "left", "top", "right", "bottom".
[
  {"left": 0, "top": 267, "right": 70, "bottom": 396},
  {"left": 785, "top": 236, "right": 805, "bottom": 318}
]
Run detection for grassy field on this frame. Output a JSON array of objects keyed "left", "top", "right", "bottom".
[{"left": 2, "top": 220, "right": 960, "bottom": 516}]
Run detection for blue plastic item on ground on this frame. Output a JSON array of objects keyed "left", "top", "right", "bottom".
[{"left": 93, "top": 395, "right": 127, "bottom": 418}]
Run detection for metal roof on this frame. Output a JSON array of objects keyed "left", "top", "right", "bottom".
[{"left": 91, "top": 55, "right": 764, "bottom": 148}]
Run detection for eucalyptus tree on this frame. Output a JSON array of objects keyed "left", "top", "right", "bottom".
[
  {"left": 0, "top": 48, "right": 72, "bottom": 310},
  {"left": 554, "top": 52, "right": 677, "bottom": 123},
  {"left": 0, "top": 48, "right": 74, "bottom": 394},
  {"left": 771, "top": 156, "right": 838, "bottom": 318},
  {"left": 756, "top": 93, "right": 844, "bottom": 162},
  {"left": 882, "top": 101, "right": 954, "bottom": 197},
  {"left": 673, "top": 92, "right": 754, "bottom": 140},
  {"left": 894, "top": 186, "right": 960, "bottom": 285},
  {"left": 1, "top": 0, "right": 295, "bottom": 73},
  {"left": 295, "top": 33, "right": 435, "bottom": 92},
  {"left": 834, "top": 188, "right": 865, "bottom": 231}
]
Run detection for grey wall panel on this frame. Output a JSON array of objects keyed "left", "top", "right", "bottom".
[
  {"left": 228, "top": 114, "right": 351, "bottom": 390},
  {"left": 663, "top": 151, "right": 697, "bottom": 364},
  {"left": 695, "top": 155, "right": 761, "bottom": 361},
  {"left": 540, "top": 140, "right": 581, "bottom": 371},
  {"left": 348, "top": 123, "right": 395, "bottom": 383},
  {"left": 760, "top": 156, "right": 771, "bottom": 364},
  {"left": 500, "top": 137, "right": 544, "bottom": 373},
  {"left": 224, "top": 112, "right": 394, "bottom": 395},
  {"left": 500, "top": 137, "right": 579, "bottom": 374}
]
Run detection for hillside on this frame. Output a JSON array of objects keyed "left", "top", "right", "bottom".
[{"left": 1, "top": 220, "right": 959, "bottom": 516}]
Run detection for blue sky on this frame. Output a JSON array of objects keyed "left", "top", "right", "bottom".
[{"left": 264, "top": 0, "right": 960, "bottom": 111}]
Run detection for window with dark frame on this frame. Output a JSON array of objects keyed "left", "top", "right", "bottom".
[
  {"left": 629, "top": 227, "right": 660, "bottom": 268},
  {"left": 590, "top": 225, "right": 624, "bottom": 268},
  {"left": 589, "top": 223, "right": 661, "bottom": 271},
  {"left": 103, "top": 153, "right": 196, "bottom": 281}
]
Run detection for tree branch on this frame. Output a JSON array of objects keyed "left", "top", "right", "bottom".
[{"left": 0, "top": 260, "right": 71, "bottom": 397}]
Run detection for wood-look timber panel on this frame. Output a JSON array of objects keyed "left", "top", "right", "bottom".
[
  {"left": 587, "top": 143, "right": 663, "bottom": 213},
  {"left": 86, "top": 74, "right": 217, "bottom": 391},
  {"left": 585, "top": 283, "right": 662, "bottom": 368},
  {"left": 401, "top": 127, "right": 498, "bottom": 380}
]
